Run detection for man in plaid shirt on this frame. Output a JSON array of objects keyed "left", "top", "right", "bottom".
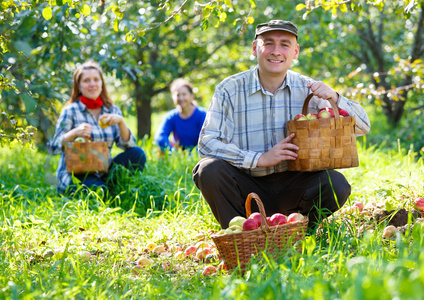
[{"left": 193, "top": 20, "right": 370, "bottom": 229}]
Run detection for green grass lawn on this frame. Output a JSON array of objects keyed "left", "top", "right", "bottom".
[{"left": 1, "top": 123, "right": 424, "bottom": 299}]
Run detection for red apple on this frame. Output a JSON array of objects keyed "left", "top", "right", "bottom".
[
  {"left": 353, "top": 201, "right": 364, "bottom": 211},
  {"left": 249, "top": 212, "right": 262, "bottom": 226},
  {"left": 287, "top": 213, "right": 305, "bottom": 223},
  {"left": 294, "top": 114, "right": 307, "bottom": 121},
  {"left": 184, "top": 245, "right": 197, "bottom": 257},
  {"left": 382, "top": 225, "right": 397, "bottom": 238},
  {"left": 218, "top": 260, "right": 228, "bottom": 271},
  {"left": 268, "top": 213, "right": 288, "bottom": 226},
  {"left": 202, "top": 265, "right": 217, "bottom": 276},
  {"left": 319, "top": 107, "right": 334, "bottom": 117},
  {"left": 266, "top": 216, "right": 272, "bottom": 226},
  {"left": 414, "top": 197, "right": 424, "bottom": 211},
  {"left": 306, "top": 113, "right": 318, "bottom": 120},
  {"left": 338, "top": 109, "right": 350, "bottom": 117},
  {"left": 196, "top": 247, "right": 212, "bottom": 260},
  {"left": 318, "top": 109, "right": 332, "bottom": 119},
  {"left": 242, "top": 219, "right": 259, "bottom": 231}
]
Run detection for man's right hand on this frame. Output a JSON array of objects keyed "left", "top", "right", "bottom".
[{"left": 256, "top": 133, "right": 299, "bottom": 167}]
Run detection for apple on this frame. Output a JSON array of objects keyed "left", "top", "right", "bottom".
[
  {"left": 266, "top": 216, "right": 272, "bottom": 226},
  {"left": 318, "top": 109, "right": 332, "bottom": 119},
  {"left": 306, "top": 113, "right": 318, "bottom": 120},
  {"left": 353, "top": 201, "right": 364, "bottom": 211},
  {"left": 287, "top": 213, "right": 305, "bottom": 223},
  {"left": 268, "top": 213, "right": 288, "bottom": 226},
  {"left": 174, "top": 251, "right": 185, "bottom": 260},
  {"left": 137, "top": 257, "right": 152, "bottom": 266},
  {"left": 77, "top": 250, "right": 91, "bottom": 260},
  {"left": 204, "top": 253, "right": 219, "bottom": 264},
  {"left": 168, "top": 244, "right": 183, "bottom": 253},
  {"left": 382, "top": 225, "right": 397, "bottom": 238},
  {"left": 249, "top": 212, "right": 262, "bottom": 226},
  {"left": 152, "top": 245, "right": 166, "bottom": 253},
  {"left": 229, "top": 225, "right": 242, "bottom": 233},
  {"left": 99, "top": 117, "right": 108, "bottom": 129},
  {"left": 43, "top": 249, "right": 54, "bottom": 259},
  {"left": 74, "top": 137, "right": 85, "bottom": 143},
  {"left": 218, "top": 260, "right": 228, "bottom": 271},
  {"left": 229, "top": 216, "right": 246, "bottom": 228},
  {"left": 145, "top": 242, "right": 157, "bottom": 252},
  {"left": 184, "top": 245, "right": 197, "bottom": 257},
  {"left": 414, "top": 197, "right": 424, "bottom": 211},
  {"left": 196, "top": 247, "right": 212, "bottom": 260},
  {"left": 195, "top": 241, "right": 211, "bottom": 250},
  {"left": 131, "top": 264, "right": 142, "bottom": 275},
  {"left": 202, "top": 265, "right": 217, "bottom": 276},
  {"left": 338, "top": 109, "right": 350, "bottom": 117},
  {"left": 242, "top": 218, "right": 259, "bottom": 231},
  {"left": 319, "top": 107, "right": 335, "bottom": 117},
  {"left": 294, "top": 114, "right": 307, "bottom": 121}
]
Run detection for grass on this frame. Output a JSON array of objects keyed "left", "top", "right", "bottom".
[{"left": 1, "top": 117, "right": 424, "bottom": 299}]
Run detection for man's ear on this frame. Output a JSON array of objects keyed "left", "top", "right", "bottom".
[
  {"left": 293, "top": 44, "right": 300, "bottom": 59},
  {"left": 252, "top": 40, "right": 258, "bottom": 57}
]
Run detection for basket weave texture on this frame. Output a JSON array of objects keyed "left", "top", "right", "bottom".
[
  {"left": 286, "top": 93, "right": 359, "bottom": 172},
  {"left": 211, "top": 193, "right": 308, "bottom": 270},
  {"left": 64, "top": 141, "right": 109, "bottom": 174}
]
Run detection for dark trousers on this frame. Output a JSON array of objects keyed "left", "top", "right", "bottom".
[
  {"left": 71, "top": 146, "right": 146, "bottom": 193},
  {"left": 192, "top": 158, "right": 351, "bottom": 229}
]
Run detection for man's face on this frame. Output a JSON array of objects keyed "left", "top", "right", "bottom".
[{"left": 253, "top": 30, "right": 299, "bottom": 77}]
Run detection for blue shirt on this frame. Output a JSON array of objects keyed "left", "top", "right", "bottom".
[
  {"left": 47, "top": 101, "right": 136, "bottom": 194},
  {"left": 154, "top": 106, "right": 206, "bottom": 150},
  {"left": 198, "top": 66, "right": 371, "bottom": 176}
]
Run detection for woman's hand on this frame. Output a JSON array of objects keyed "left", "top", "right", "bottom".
[
  {"left": 256, "top": 133, "right": 299, "bottom": 167},
  {"left": 64, "top": 123, "right": 92, "bottom": 142},
  {"left": 99, "top": 113, "right": 124, "bottom": 127}
]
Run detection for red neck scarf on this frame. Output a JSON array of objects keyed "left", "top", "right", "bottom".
[{"left": 80, "top": 95, "right": 103, "bottom": 109}]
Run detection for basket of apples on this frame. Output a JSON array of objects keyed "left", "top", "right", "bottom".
[
  {"left": 286, "top": 93, "right": 359, "bottom": 171},
  {"left": 211, "top": 192, "right": 308, "bottom": 270}
]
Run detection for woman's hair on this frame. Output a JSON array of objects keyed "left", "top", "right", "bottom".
[
  {"left": 69, "top": 61, "right": 113, "bottom": 108},
  {"left": 170, "top": 78, "right": 196, "bottom": 105}
]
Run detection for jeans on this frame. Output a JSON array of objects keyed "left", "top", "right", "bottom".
[
  {"left": 69, "top": 146, "right": 146, "bottom": 193},
  {"left": 192, "top": 158, "right": 351, "bottom": 229}
]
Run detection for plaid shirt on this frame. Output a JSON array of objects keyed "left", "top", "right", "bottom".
[
  {"left": 47, "top": 101, "right": 136, "bottom": 194},
  {"left": 198, "top": 66, "right": 370, "bottom": 177}
]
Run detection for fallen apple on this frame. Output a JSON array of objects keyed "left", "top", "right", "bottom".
[
  {"left": 269, "top": 213, "right": 288, "bottom": 226},
  {"left": 382, "top": 225, "right": 397, "bottom": 238},
  {"left": 196, "top": 247, "right": 212, "bottom": 260},
  {"left": 202, "top": 265, "right": 217, "bottom": 276},
  {"left": 306, "top": 113, "right": 318, "bottom": 120},
  {"left": 184, "top": 245, "right": 197, "bottom": 257},
  {"left": 242, "top": 218, "right": 259, "bottom": 231},
  {"left": 229, "top": 216, "right": 246, "bottom": 228},
  {"left": 249, "top": 212, "right": 262, "bottom": 226},
  {"left": 218, "top": 260, "right": 228, "bottom": 271},
  {"left": 195, "top": 241, "right": 211, "bottom": 250},
  {"left": 174, "top": 251, "right": 185, "bottom": 260},
  {"left": 77, "top": 250, "right": 91, "bottom": 261},
  {"left": 287, "top": 213, "right": 305, "bottom": 223},
  {"left": 294, "top": 114, "right": 307, "bottom": 121},
  {"left": 137, "top": 257, "right": 152, "bottom": 266},
  {"left": 145, "top": 242, "right": 157, "bottom": 252},
  {"left": 152, "top": 245, "right": 166, "bottom": 253},
  {"left": 414, "top": 197, "right": 424, "bottom": 211},
  {"left": 43, "top": 249, "right": 54, "bottom": 259},
  {"left": 353, "top": 201, "right": 364, "bottom": 211},
  {"left": 131, "top": 265, "right": 142, "bottom": 275},
  {"left": 204, "top": 253, "right": 219, "bottom": 264}
]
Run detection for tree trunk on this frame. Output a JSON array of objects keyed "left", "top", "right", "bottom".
[{"left": 134, "top": 80, "right": 153, "bottom": 139}]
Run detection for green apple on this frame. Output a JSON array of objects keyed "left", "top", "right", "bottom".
[
  {"left": 229, "top": 216, "right": 246, "bottom": 228},
  {"left": 229, "top": 225, "right": 242, "bottom": 233}
]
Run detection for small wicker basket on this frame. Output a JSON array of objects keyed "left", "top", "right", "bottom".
[
  {"left": 64, "top": 139, "right": 109, "bottom": 174},
  {"left": 211, "top": 193, "right": 308, "bottom": 270},
  {"left": 286, "top": 93, "right": 359, "bottom": 172}
]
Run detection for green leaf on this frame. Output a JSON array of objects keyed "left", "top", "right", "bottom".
[
  {"left": 42, "top": 6, "right": 53, "bottom": 20},
  {"left": 81, "top": 4, "right": 91, "bottom": 16},
  {"left": 22, "top": 93, "right": 37, "bottom": 113}
]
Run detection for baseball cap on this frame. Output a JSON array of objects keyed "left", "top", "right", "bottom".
[{"left": 255, "top": 20, "right": 298, "bottom": 39}]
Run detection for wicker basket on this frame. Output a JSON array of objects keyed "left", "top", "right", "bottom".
[
  {"left": 286, "top": 93, "right": 359, "bottom": 171},
  {"left": 211, "top": 193, "right": 308, "bottom": 270},
  {"left": 64, "top": 139, "right": 109, "bottom": 174}
]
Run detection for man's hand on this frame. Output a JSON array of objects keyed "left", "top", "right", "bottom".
[
  {"left": 257, "top": 133, "right": 299, "bottom": 167},
  {"left": 307, "top": 81, "right": 339, "bottom": 103}
]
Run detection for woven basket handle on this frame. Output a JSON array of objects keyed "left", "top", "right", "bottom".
[
  {"left": 245, "top": 192, "right": 270, "bottom": 231},
  {"left": 301, "top": 93, "right": 341, "bottom": 123}
]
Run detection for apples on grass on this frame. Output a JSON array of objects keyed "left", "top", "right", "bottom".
[{"left": 414, "top": 197, "right": 424, "bottom": 212}]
